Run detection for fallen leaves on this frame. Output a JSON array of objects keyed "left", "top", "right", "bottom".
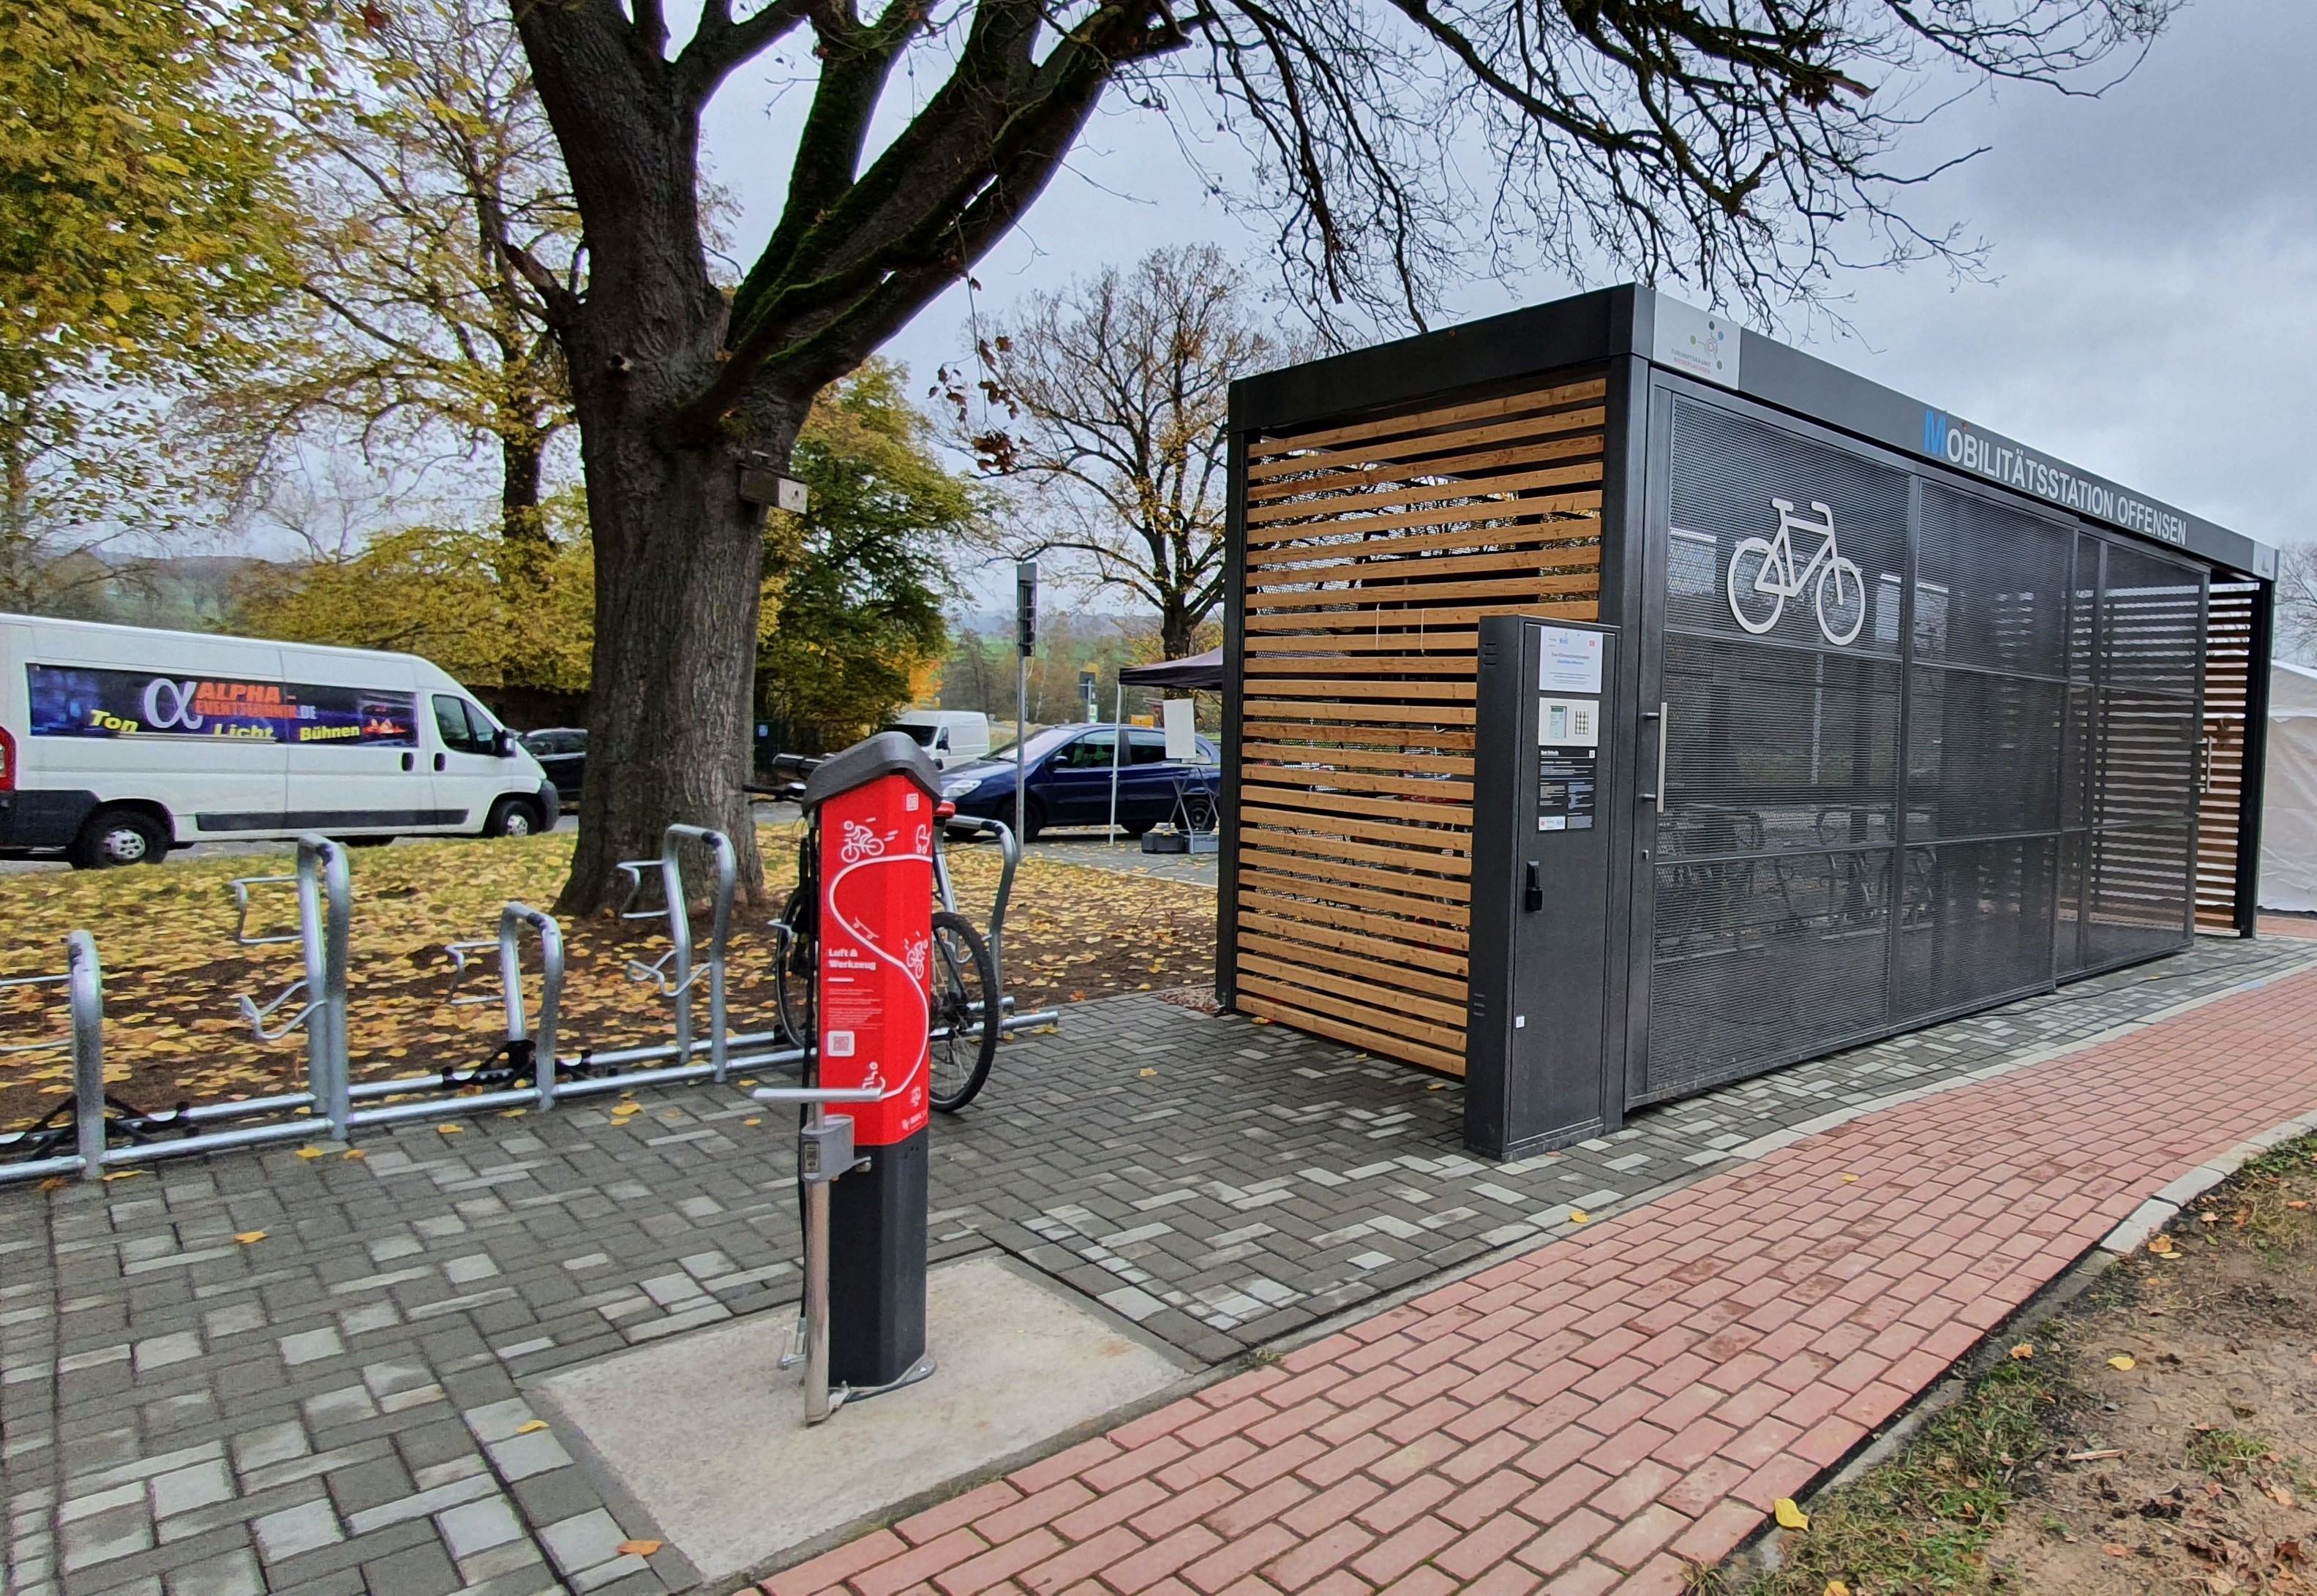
[
  {"left": 617, "top": 1539, "right": 662, "bottom": 1557},
  {"left": 2149, "top": 1235, "right": 2177, "bottom": 1256},
  {"left": 1774, "top": 1497, "right": 1810, "bottom": 1530},
  {"left": 234, "top": 1230, "right": 266, "bottom": 1244},
  {"left": 515, "top": 1420, "right": 548, "bottom": 1434},
  {"left": 2108, "top": 1355, "right": 2138, "bottom": 1371},
  {"left": 295, "top": 1147, "right": 324, "bottom": 1159},
  {"left": 2011, "top": 1342, "right": 2036, "bottom": 1360},
  {"left": 1568, "top": 1210, "right": 1591, "bottom": 1225}
]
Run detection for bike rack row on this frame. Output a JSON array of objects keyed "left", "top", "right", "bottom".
[{"left": 0, "top": 821, "right": 1057, "bottom": 1183}]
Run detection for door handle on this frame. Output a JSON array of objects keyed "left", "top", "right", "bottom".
[
  {"left": 434, "top": 753, "right": 446, "bottom": 772},
  {"left": 401, "top": 752, "right": 413, "bottom": 772},
  {"left": 1637, "top": 704, "right": 1667, "bottom": 812}
]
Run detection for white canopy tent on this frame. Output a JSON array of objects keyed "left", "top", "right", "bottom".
[{"left": 2262, "top": 660, "right": 2317, "bottom": 911}]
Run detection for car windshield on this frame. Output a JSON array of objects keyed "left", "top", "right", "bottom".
[
  {"left": 985, "top": 726, "right": 1078, "bottom": 763},
  {"left": 890, "top": 723, "right": 938, "bottom": 746}
]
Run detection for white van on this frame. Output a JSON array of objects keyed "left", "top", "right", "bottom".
[
  {"left": 890, "top": 709, "right": 991, "bottom": 771},
  {"left": 0, "top": 614, "right": 558, "bottom": 867}
]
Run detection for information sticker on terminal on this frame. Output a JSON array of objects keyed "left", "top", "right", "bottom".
[{"left": 1536, "top": 693, "right": 1601, "bottom": 832}]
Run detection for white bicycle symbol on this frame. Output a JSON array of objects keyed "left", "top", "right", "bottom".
[
  {"left": 1726, "top": 498, "right": 1867, "bottom": 646},
  {"left": 838, "top": 820, "right": 889, "bottom": 863}
]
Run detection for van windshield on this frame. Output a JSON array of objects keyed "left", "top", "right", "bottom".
[{"left": 890, "top": 724, "right": 938, "bottom": 746}]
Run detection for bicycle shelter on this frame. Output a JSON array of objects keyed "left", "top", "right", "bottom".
[{"left": 1217, "top": 285, "right": 2281, "bottom": 1156}]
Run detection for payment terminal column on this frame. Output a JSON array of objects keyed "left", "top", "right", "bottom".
[{"left": 1465, "top": 616, "right": 1621, "bottom": 1158}]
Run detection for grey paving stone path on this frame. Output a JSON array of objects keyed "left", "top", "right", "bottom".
[{"left": 4, "top": 933, "right": 2307, "bottom": 1596}]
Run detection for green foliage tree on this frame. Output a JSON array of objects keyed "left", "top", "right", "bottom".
[
  {"left": 758, "top": 362, "right": 969, "bottom": 750},
  {"left": 0, "top": 0, "right": 304, "bottom": 607},
  {"left": 230, "top": 512, "right": 595, "bottom": 693}
]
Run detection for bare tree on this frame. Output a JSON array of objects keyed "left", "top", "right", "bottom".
[
  {"left": 201, "top": 0, "right": 579, "bottom": 573},
  {"left": 2277, "top": 543, "right": 2317, "bottom": 665},
  {"left": 506, "top": 0, "right": 2179, "bottom": 909},
  {"left": 953, "top": 246, "right": 1277, "bottom": 659}
]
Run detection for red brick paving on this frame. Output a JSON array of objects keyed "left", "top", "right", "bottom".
[{"left": 765, "top": 965, "right": 2317, "bottom": 1595}]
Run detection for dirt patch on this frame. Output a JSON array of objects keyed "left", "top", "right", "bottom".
[
  {"left": 1743, "top": 1138, "right": 2317, "bottom": 1595},
  {"left": 0, "top": 828, "right": 1214, "bottom": 1132}
]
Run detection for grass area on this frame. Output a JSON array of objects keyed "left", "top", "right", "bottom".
[
  {"left": 1728, "top": 1132, "right": 2317, "bottom": 1595},
  {"left": 0, "top": 827, "right": 1214, "bottom": 1128}
]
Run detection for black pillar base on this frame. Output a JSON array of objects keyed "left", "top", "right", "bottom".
[{"left": 828, "top": 1125, "right": 928, "bottom": 1387}]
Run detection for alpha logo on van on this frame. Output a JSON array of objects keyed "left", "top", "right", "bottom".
[{"left": 28, "top": 666, "right": 417, "bottom": 745}]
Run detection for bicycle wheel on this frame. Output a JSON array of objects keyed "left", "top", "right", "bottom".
[
  {"left": 1724, "top": 536, "right": 1785, "bottom": 633},
  {"left": 774, "top": 887, "right": 815, "bottom": 1049},
  {"left": 926, "top": 909, "right": 998, "bottom": 1113},
  {"left": 1814, "top": 555, "right": 1867, "bottom": 646}
]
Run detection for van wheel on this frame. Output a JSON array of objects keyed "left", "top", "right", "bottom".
[
  {"left": 484, "top": 797, "right": 542, "bottom": 838},
  {"left": 68, "top": 808, "right": 167, "bottom": 870}
]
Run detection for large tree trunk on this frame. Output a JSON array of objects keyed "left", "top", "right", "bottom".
[
  {"left": 499, "top": 430, "right": 546, "bottom": 554},
  {"left": 552, "top": 290, "right": 806, "bottom": 914},
  {"left": 1160, "top": 598, "right": 1194, "bottom": 660}
]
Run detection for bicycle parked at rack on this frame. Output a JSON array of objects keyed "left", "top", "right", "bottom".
[{"left": 772, "top": 800, "right": 1004, "bottom": 1113}]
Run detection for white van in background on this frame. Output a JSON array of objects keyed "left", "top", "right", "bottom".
[
  {"left": 0, "top": 614, "right": 559, "bottom": 867},
  {"left": 890, "top": 709, "right": 991, "bottom": 770}
]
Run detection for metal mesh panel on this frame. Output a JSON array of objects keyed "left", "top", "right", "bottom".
[
  {"left": 1661, "top": 633, "right": 1899, "bottom": 859},
  {"left": 2084, "top": 823, "right": 2193, "bottom": 968},
  {"left": 1894, "top": 835, "right": 2060, "bottom": 1020},
  {"left": 1667, "top": 403, "right": 1909, "bottom": 655},
  {"left": 1905, "top": 669, "right": 2065, "bottom": 841},
  {"left": 2100, "top": 543, "right": 2205, "bottom": 699},
  {"left": 1917, "top": 486, "right": 2073, "bottom": 677},
  {"left": 1645, "top": 398, "right": 2206, "bottom": 1105},
  {"left": 1648, "top": 848, "right": 1893, "bottom": 1094}
]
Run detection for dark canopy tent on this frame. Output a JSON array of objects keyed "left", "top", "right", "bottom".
[{"left": 1116, "top": 649, "right": 1223, "bottom": 690}]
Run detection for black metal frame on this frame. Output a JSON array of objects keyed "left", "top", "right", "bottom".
[{"left": 1220, "top": 285, "right": 2277, "bottom": 1109}]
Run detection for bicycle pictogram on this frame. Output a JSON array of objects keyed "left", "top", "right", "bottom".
[
  {"left": 837, "top": 819, "right": 889, "bottom": 863},
  {"left": 1726, "top": 498, "right": 1867, "bottom": 645}
]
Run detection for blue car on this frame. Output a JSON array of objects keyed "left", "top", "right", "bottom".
[{"left": 941, "top": 723, "right": 1219, "bottom": 840}]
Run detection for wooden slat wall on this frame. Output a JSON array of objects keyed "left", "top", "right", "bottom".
[
  {"left": 1231, "top": 372, "right": 1609, "bottom": 1074},
  {"left": 2196, "top": 581, "right": 2259, "bottom": 930}
]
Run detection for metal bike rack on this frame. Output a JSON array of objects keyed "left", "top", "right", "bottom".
[
  {"left": 0, "top": 932, "right": 105, "bottom": 1183},
  {"left": 1, "top": 817, "right": 1061, "bottom": 1186},
  {"left": 616, "top": 824, "right": 737, "bottom": 1081},
  {"left": 346, "top": 902, "right": 568, "bottom": 1128}
]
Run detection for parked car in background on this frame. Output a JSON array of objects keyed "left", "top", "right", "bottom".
[
  {"left": 890, "top": 709, "right": 991, "bottom": 770},
  {"left": 0, "top": 614, "right": 557, "bottom": 867},
  {"left": 521, "top": 727, "right": 587, "bottom": 806},
  {"left": 939, "top": 723, "right": 1217, "bottom": 840}
]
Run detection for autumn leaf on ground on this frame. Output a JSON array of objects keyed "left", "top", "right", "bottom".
[
  {"left": 1568, "top": 1210, "right": 1591, "bottom": 1224},
  {"left": 617, "top": 1540, "right": 662, "bottom": 1557},
  {"left": 515, "top": 1420, "right": 548, "bottom": 1434},
  {"left": 2149, "top": 1235, "right": 2176, "bottom": 1255},
  {"left": 2010, "top": 1343, "right": 2035, "bottom": 1360},
  {"left": 1773, "top": 1498, "right": 1810, "bottom": 1530},
  {"left": 296, "top": 1147, "right": 324, "bottom": 1159},
  {"left": 2108, "top": 1355, "right": 2136, "bottom": 1371},
  {"left": 234, "top": 1230, "right": 266, "bottom": 1244}
]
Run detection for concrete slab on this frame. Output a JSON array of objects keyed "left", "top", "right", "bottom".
[{"left": 531, "top": 1253, "right": 1195, "bottom": 1588}]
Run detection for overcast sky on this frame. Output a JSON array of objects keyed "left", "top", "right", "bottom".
[{"left": 691, "top": 0, "right": 2315, "bottom": 595}]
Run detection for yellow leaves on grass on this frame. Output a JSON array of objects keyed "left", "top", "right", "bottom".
[
  {"left": 2010, "top": 1343, "right": 2036, "bottom": 1360},
  {"left": 2108, "top": 1355, "right": 2137, "bottom": 1371},
  {"left": 1774, "top": 1498, "right": 1810, "bottom": 1531},
  {"left": 2149, "top": 1235, "right": 2178, "bottom": 1257}
]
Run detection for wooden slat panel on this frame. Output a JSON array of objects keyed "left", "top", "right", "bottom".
[
  {"left": 1251, "top": 838, "right": 1464, "bottom": 903},
  {"left": 1239, "top": 868, "right": 1471, "bottom": 932},
  {"left": 1241, "top": 908, "right": 1469, "bottom": 974},
  {"left": 2196, "top": 582, "right": 2259, "bottom": 930},
  {"left": 1244, "top": 572, "right": 1598, "bottom": 612},
  {"left": 1236, "top": 972, "right": 1465, "bottom": 1052},
  {"left": 1237, "top": 990, "right": 1465, "bottom": 1075},
  {"left": 1245, "top": 600, "right": 1599, "bottom": 631},
  {"left": 1245, "top": 543, "right": 1600, "bottom": 588},
  {"left": 1246, "top": 402, "right": 1606, "bottom": 482},
  {"left": 1247, "top": 377, "right": 1607, "bottom": 459},
  {"left": 1244, "top": 741, "right": 1473, "bottom": 775},
  {"left": 1244, "top": 824, "right": 1471, "bottom": 879},
  {"left": 1245, "top": 764, "right": 1474, "bottom": 802},
  {"left": 1231, "top": 368, "right": 1606, "bottom": 1073},
  {"left": 1242, "top": 922, "right": 1454, "bottom": 995}
]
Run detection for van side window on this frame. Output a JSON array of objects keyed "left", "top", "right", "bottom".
[{"left": 432, "top": 695, "right": 495, "bottom": 755}]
